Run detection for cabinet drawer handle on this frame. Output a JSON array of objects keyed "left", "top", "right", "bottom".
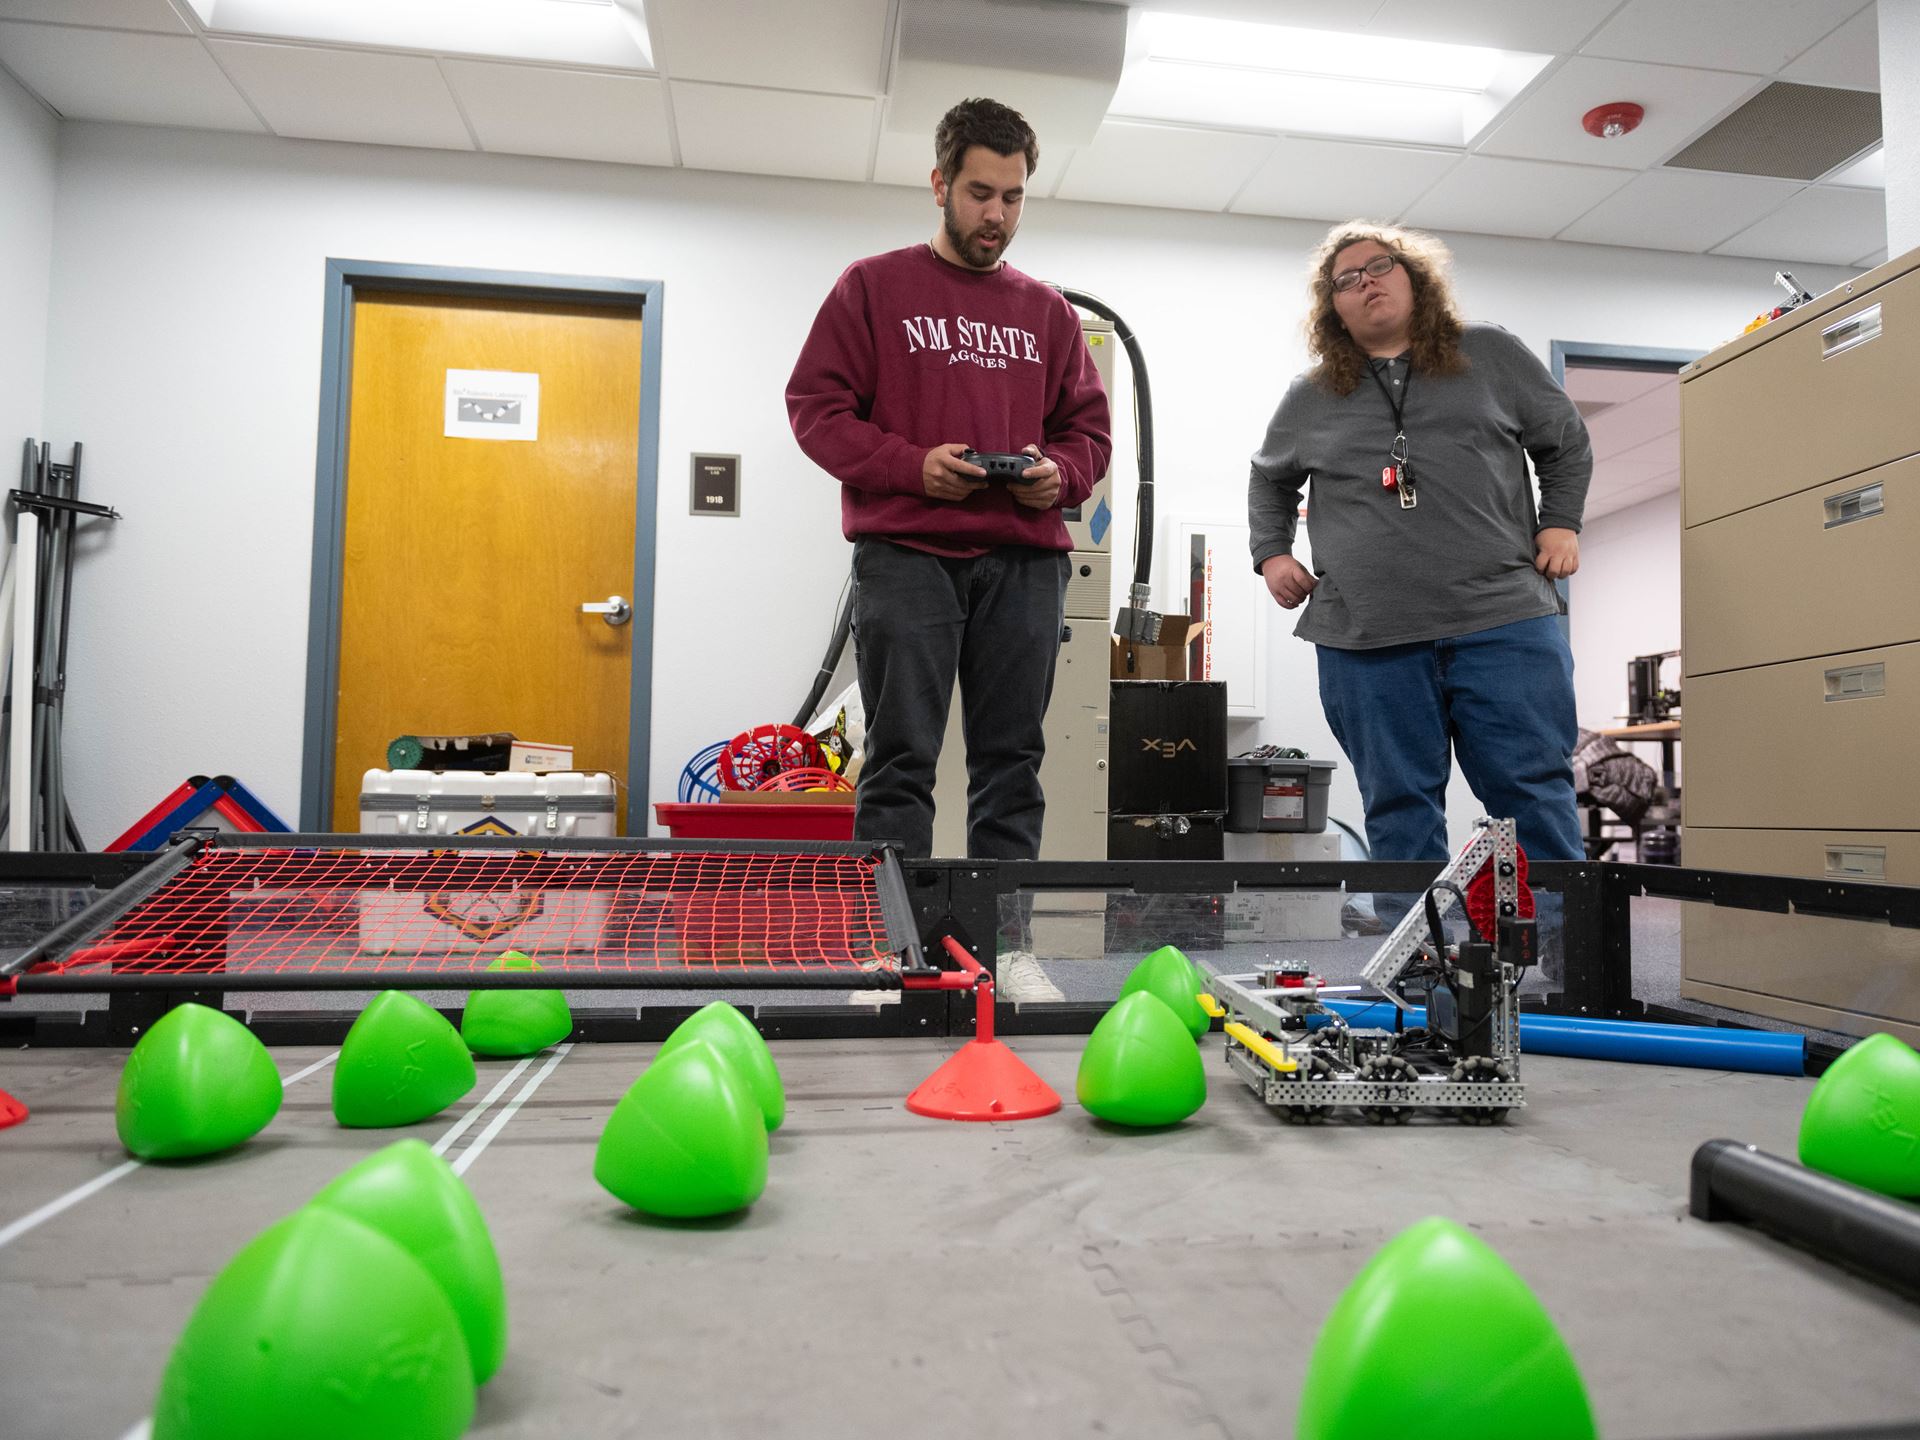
[
  {"left": 1822, "top": 481, "right": 1883, "bottom": 529},
  {"left": 1825, "top": 845, "right": 1886, "bottom": 881},
  {"left": 1823, "top": 662, "right": 1885, "bottom": 701},
  {"left": 1821, "top": 302, "right": 1882, "bottom": 359}
]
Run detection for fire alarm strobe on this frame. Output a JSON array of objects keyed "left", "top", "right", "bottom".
[{"left": 1582, "top": 102, "right": 1644, "bottom": 139}]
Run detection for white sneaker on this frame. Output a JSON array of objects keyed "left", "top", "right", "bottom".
[{"left": 995, "top": 950, "right": 1065, "bottom": 1003}]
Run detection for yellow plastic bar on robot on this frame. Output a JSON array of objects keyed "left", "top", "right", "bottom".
[
  {"left": 1198, "top": 992, "right": 1225, "bottom": 1020},
  {"left": 1223, "top": 1021, "right": 1297, "bottom": 1073}
]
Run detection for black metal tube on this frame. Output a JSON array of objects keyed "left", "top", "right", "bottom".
[
  {"left": 873, "top": 845, "right": 931, "bottom": 973},
  {"left": 0, "top": 835, "right": 206, "bottom": 976},
  {"left": 14, "top": 967, "right": 901, "bottom": 993},
  {"left": 1690, "top": 1139, "right": 1920, "bottom": 1298},
  {"left": 1053, "top": 287, "right": 1153, "bottom": 593}
]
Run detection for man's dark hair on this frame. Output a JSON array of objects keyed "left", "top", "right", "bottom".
[{"left": 935, "top": 98, "right": 1039, "bottom": 183}]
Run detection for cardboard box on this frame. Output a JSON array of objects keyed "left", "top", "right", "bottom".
[
  {"left": 1111, "top": 614, "right": 1205, "bottom": 680},
  {"left": 509, "top": 741, "right": 574, "bottom": 772}
]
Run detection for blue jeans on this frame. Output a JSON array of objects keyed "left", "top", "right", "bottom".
[
  {"left": 850, "top": 539, "right": 1068, "bottom": 860},
  {"left": 1316, "top": 615, "right": 1583, "bottom": 864}
]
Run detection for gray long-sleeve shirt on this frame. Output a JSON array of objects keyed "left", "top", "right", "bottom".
[{"left": 1247, "top": 323, "right": 1592, "bottom": 650}]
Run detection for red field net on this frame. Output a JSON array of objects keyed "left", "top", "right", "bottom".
[{"left": 38, "top": 846, "right": 898, "bottom": 978}]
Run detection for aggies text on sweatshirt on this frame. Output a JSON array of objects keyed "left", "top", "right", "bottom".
[{"left": 786, "top": 244, "right": 1113, "bottom": 553}]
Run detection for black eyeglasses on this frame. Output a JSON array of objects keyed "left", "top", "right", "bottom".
[{"left": 1330, "top": 253, "right": 1399, "bottom": 293}]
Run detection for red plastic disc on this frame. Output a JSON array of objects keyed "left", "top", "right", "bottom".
[
  {"left": 0, "top": 1086, "right": 28, "bottom": 1131},
  {"left": 1464, "top": 844, "right": 1533, "bottom": 940}
]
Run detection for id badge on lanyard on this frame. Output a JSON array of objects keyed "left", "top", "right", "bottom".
[{"left": 1369, "top": 360, "right": 1418, "bottom": 510}]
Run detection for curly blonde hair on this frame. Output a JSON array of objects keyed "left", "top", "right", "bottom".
[{"left": 1304, "top": 222, "right": 1467, "bottom": 396}]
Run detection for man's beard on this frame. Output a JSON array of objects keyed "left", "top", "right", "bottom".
[{"left": 943, "top": 197, "right": 1012, "bottom": 269}]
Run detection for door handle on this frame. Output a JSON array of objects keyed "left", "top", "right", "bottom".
[{"left": 581, "top": 595, "right": 632, "bottom": 627}]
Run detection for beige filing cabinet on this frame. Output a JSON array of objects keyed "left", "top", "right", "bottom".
[
  {"left": 1679, "top": 248, "right": 1920, "bottom": 1043},
  {"left": 930, "top": 317, "right": 1116, "bottom": 859}
]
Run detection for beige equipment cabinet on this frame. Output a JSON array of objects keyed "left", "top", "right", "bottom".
[
  {"left": 1678, "top": 249, "right": 1920, "bottom": 1044},
  {"left": 930, "top": 318, "right": 1115, "bottom": 860}
]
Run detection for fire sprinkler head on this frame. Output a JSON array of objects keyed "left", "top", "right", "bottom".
[{"left": 1582, "top": 101, "right": 1645, "bottom": 139}]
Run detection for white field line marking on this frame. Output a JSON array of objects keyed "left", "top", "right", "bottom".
[
  {"left": 0, "top": 1160, "right": 142, "bottom": 1251},
  {"left": 280, "top": 1050, "right": 340, "bottom": 1087},
  {"left": 0, "top": 1049, "right": 339, "bottom": 1254},
  {"left": 432, "top": 1057, "right": 535, "bottom": 1158},
  {"left": 450, "top": 1045, "right": 572, "bottom": 1178}
]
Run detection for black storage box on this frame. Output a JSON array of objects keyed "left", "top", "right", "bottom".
[{"left": 1109, "top": 681, "right": 1228, "bottom": 816}]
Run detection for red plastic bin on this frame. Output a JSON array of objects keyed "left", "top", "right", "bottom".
[{"left": 653, "top": 800, "right": 855, "bottom": 842}]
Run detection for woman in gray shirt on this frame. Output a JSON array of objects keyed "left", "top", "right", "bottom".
[{"left": 1247, "top": 222, "right": 1591, "bottom": 866}]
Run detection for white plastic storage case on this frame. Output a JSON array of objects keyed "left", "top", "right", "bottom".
[
  {"left": 356, "top": 768, "right": 617, "bottom": 958},
  {"left": 359, "top": 768, "right": 617, "bottom": 838}
]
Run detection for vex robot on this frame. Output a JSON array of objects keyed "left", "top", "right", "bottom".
[{"left": 1207, "top": 818, "right": 1537, "bottom": 1124}]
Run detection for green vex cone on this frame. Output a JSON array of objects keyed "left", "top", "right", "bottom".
[
  {"left": 1076, "top": 991, "right": 1207, "bottom": 1127},
  {"left": 310, "top": 1139, "right": 508, "bottom": 1384},
  {"left": 1799, "top": 1031, "right": 1920, "bottom": 1197},
  {"left": 461, "top": 951, "right": 572, "bottom": 1057},
  {"left": 151, "top": 1206, "right": 474, "bottom": 1440},
  {"left": 658, "top": 1001, "right": 784, "bottom": 1131},
  {"left": 334, "top": 991, "right": 476, "bottom": 1128},
  {"left": 1297, "top": 1217, "right": 1596, "bottom": 1440},
  {"left": 116, "top": 1003, "right": 282, "bottom": 1160},
  {"left": 594, "top": 1040, "right": 768, "bottom": 1218},
  {"left": 1120, "top": 946, "right": 1208, "bottom": 1040}
]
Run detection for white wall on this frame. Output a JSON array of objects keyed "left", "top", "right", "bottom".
[
  {"left": 0, "top": 68, "right": 56, "bottom": 472},
  {"left": 39, "top": 121, "right": 1860, "bottom": 845},
  {"left": 1883, "top": 0, "right": 1920, "bottom": 256},
  {"left": 1568, "top": 490, "right": 1683, "bottom": 782}
]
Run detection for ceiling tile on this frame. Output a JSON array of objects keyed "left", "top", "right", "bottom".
[
  {"left": 1368, "top": 0, "right": 1620, "bottom": 54},
  {"left": 1476, "top": 57, "right": 1762, "bottom": 169},
  {"left": 0, "top": 0, "right": 187, "bottom": 31},
  {"left": 647, "top": 0, "right": 887, "bottom": 95},
  {"left": 871, "top": 124, "right": 1071, "bottom": 195},
  {"left": 1559, "top": 169, "right": 1803, "bottom": 252},
  {"left": 1710, "top": 183, "right": 1887, "bottom": 264},
  {"left": 441, "top": 61, "right": 673, "bottom": 168},
  {"left": 1780, "top": 4, "right": 1879, "bottom": 90},
  {"left": 0, "top": 22, "right": 261, "bottom": 129},
  {"left": 1117, "top": 0, "right": 1381, "bottom": 29},
  {"left": 1053, "top": 120, "right": 1274, "bottom": 213},
  {"left": 1401, "top": 154, "right": 1632, "bottom": 239},
  {"left": 671, "top": 82, "right": 874, "bottom": 182},
  {"left": 208, "top": 40, "right": 472, "bottom": 149},
  {"left": 1231, "top": 136, "right": 1460, "bottom": 223},
  {"left": 1581, "top": 0, "right": 1870, "bottom": 76}
]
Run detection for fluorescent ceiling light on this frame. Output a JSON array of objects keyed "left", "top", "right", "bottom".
[
  {"left": 1823, "top": 145, "right": 1884, "bottom": 190},
  {"left": 1112, "top": 12, "right": 1551, "bottom": 148},
  {"left": 183, "top": 0, "right": 654, "bottom": 71}
]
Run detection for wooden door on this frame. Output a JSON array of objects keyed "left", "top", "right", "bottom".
[{"left": 332, "top": 292, "right": 643, "bottom": 830}]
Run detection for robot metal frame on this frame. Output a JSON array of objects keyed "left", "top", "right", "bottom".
[{"left": 1205, "top": 818, "right": 1535, "bottom": 1124}]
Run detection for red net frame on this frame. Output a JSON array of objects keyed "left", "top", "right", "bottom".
[{"left": 15, "top": 841, "right": 906, "bottom": 988}]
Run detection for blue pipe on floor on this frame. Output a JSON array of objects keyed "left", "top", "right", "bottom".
[{"left": 1314, "top": 998, "right": 1807, "bottom": 1077}]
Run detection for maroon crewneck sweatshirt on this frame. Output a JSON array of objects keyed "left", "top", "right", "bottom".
[{"left": 787, "top": 244, "right": 1113, "bottom": 553}]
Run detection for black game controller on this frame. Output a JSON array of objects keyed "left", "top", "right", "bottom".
[{"left": 961, "top": 449, "right": 1039, "bottom": 482}]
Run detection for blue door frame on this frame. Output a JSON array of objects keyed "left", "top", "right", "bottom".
[{"left": 300, "top": 259, "right": 665, "bottom": 832}]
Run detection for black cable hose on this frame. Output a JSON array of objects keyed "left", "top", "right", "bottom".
[
  {"left": 790, "top": 579, "right": 854, "bottom": 729},
  {"left": 1051, "top": 287, "right": 1154, "bottom": 593}
]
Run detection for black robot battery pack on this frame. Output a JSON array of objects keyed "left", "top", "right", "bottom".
[{"left": 961, "top": 450, "right": 1037, "bottom": 482}]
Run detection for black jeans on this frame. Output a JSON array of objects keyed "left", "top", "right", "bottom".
[{"left": 850, "top": 538, "right": 1068, "bottom": 860}]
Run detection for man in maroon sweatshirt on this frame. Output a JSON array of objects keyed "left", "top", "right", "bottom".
[{"left": 787, "top": 97, "right": 1112, "bottom": 860}]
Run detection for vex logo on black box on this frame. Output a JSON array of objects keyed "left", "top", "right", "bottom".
[{"left": 1140, "top": 736, "right": 1199, "bottom": 759}]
